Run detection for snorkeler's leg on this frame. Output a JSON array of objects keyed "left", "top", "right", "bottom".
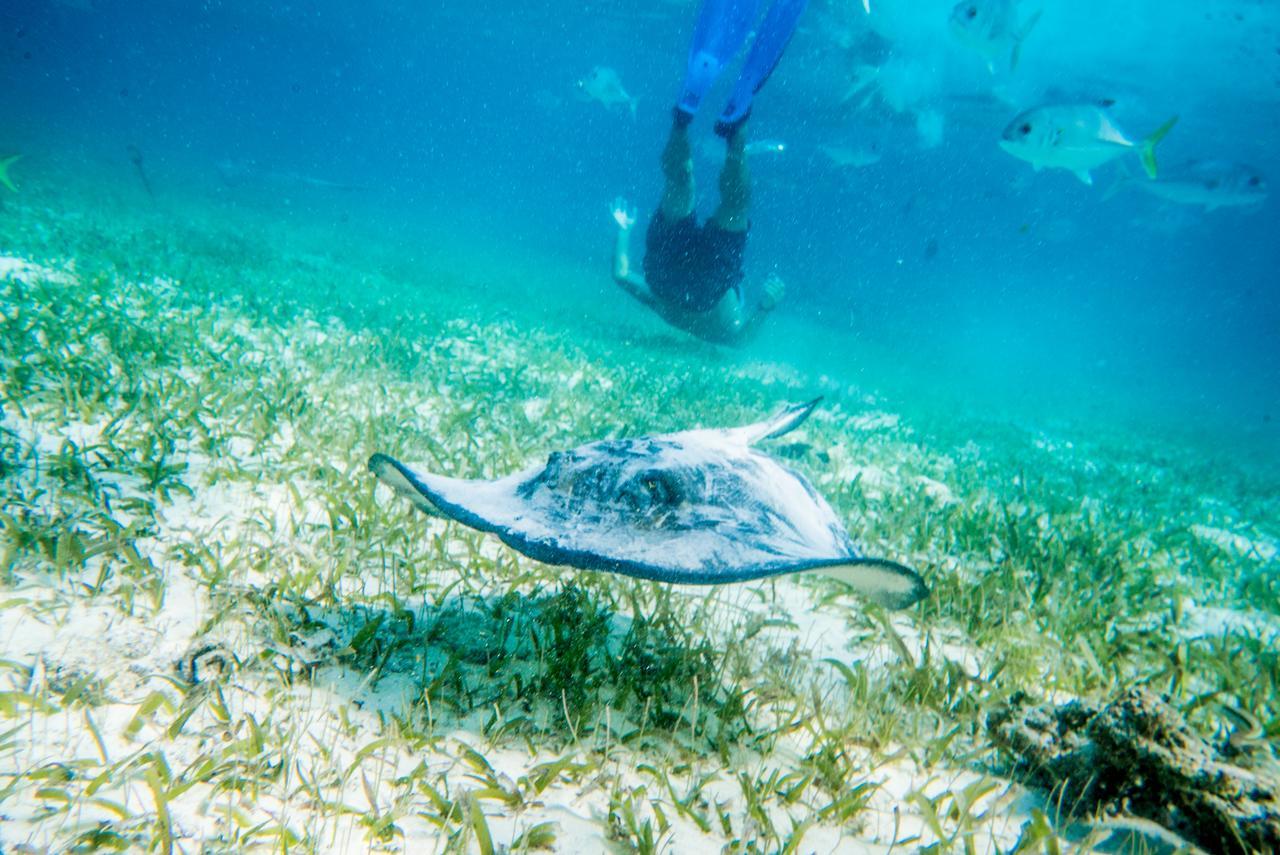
[
  {"left": 659, "top": 118, "right": 696, "bottom": 220},
  {"left": 710, "top": 122, "right": 750, "bottom": 231},
  {"left": 715, "top": 0, "right": 809, "bottom": 136},
  {"left": 677, "top": 0, "right": 762, "bottom": 121}
]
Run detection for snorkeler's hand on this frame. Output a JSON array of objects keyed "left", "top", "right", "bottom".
[{"left": 610, "top": 197, "right": 636, "bottom": 230}]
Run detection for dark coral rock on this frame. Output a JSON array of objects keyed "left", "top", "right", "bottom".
[{"left": 988, "top": 688, "right": 1280, "bottom": 855}]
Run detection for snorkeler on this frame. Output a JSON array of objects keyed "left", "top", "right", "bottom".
[{"left": 611, "top": 0, "right": 807, "bottom": 346}]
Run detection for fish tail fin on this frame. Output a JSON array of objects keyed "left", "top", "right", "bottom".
[
  {"left": 1102, "top": 160, "right": 1135, "bottom": 201},
  {"left": 1009, "top": 9, "right": 1043, "bottom": 71},
  {"left": 1139, "top": 115, "right": 1178, "bottom": 179},
  {"left": 0, "top": 154, "right": 22, "bottom": 192}
]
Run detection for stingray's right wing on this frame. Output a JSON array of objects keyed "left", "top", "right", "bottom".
[
  {"left": 812, "top": 558, "right": 929, "bottom": 609},
  {"left": 369, "top": 453, "right": 446, "bottom": 517}
]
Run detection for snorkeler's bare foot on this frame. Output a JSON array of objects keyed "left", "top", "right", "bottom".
[{"left": 759, "top": 273, "right": 786, "bottom": 312}]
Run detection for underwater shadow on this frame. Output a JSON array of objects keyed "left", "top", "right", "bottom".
[{"left": 233, "top": 581, "right": 756, "bottom": 753}]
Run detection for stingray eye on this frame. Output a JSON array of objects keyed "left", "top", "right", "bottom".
[
  {"left": 644, "top": 474, "right": 675, "bottom": 502},
  {"left": 631, "top": 470, "right": 683, "bottom": 509}
]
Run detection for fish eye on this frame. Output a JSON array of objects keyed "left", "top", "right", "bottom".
[
  {"left": 1249, "top": 176, "right": 1262, "bottom": 186},
  {"left": 966, "top": 6, "right": 978, "bottom": 18},
  {"left": 1019, "top": 122, "right": 1032, "bottom": 135}
]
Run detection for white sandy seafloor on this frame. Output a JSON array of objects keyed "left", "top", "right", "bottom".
[{"left": 1, "top": 253, "right": 1277, "bottom": 854}]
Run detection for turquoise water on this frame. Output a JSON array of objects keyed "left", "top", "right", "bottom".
[
  {"left": 1, "top": 1, "right": 1278, "bottom": 852},
  {"left": 4, "top": 0, "right": 1278, "bottom": 439}
]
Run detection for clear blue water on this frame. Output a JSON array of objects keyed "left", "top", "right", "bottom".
[
  {"left": 2, "top": 6, "right": 1279, "bottom": 849},
  {"left": 3, "top": 0, "right": 1277, "bottom": 453}
]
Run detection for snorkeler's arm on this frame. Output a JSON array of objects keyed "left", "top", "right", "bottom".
[{"left": 610, "top": 198, "right": 659, "bottom": 309}]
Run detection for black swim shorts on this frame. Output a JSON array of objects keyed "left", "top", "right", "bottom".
[{"left": 643, "top": 210, "right": 747, "bottom": 313}]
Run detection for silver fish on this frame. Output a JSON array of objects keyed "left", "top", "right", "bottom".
[
  {"left": 950, "top": 0, "right": 1042, "bottom": 72},
  {"left": 820, "top": 144, "right": 881, "bottom": 169},
  {"left": 575, "top": 66, "right": 637, "bottom": 119},
  {"left": 999, "top": 104, "right": 1178, "bottom": 185},
  {"left": 1109, "top": 159, "right": 1267, "bottom": 211}
]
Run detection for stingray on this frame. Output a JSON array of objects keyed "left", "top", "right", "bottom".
[{"left": 369, "top": 398, "right": 928, "bottom": 609}]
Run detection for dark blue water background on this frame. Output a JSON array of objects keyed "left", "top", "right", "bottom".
[{"left": 3, "top": 0, "right": 1277, "bottom": 454}]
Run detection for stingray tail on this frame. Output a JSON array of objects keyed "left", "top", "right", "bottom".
[{"left": 746, "top": 397, "right": 823, "bottom": 444}]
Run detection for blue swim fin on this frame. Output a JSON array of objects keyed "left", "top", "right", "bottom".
[
  {"left": 715, "top": 0, "right": 809, "bottom": 136},
  {"left": 677, "top": 0, "right": 762, "bottom": 122}
]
